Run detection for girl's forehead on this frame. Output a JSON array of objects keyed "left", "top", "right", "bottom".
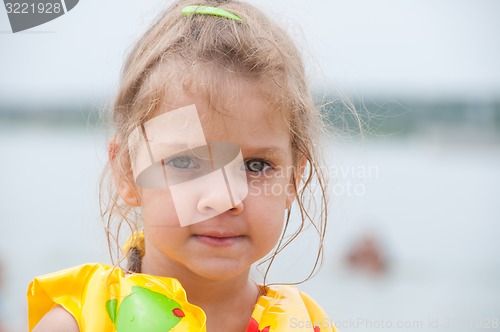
[
  {"left": 149, "top": 78, "right": 289, "bottom": 138},
  {"left": 157, "top": 93, "right": 288, "bottom": 143},
  {"left": 144, "top": 62, "right": 289, "bottom": 123}
]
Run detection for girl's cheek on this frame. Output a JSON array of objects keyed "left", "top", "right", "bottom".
[
  {"left": 246, "top": 173, "right": 293, "bottom": 199},
  {"left": 142, "top": 188, "right": 174, "bottom": 204},
  {"left": 141, "top": 189, "right": 177, "bottom": 220}
]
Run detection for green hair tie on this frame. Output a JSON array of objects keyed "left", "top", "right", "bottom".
[{"left": 182, "top": 5, "right": 242, "bottom": 23}]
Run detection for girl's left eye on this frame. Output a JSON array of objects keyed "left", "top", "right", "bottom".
[
  {"left": 166, "top": 156, "right": 199, "bottom": 169},
  {"left": 245, "top": 159, "right": 272, "bottom": 173}
]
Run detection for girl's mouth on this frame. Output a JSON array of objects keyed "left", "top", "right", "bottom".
[{"left": 193, "top": 234, "right": 245, "bottom": 247}]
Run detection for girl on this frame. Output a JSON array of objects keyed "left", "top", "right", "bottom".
[{"left": 27, "top": 1, "right": 335, "bottom": 331}]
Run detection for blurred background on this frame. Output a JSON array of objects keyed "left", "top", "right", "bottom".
[{"left": 1, "top": 0, "right": 499, "bottom": 331}]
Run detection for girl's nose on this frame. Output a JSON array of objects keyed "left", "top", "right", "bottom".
[
  {"left": 228, "top": 202, "right": 244, "bottom": 215},
  {"left": 196, "top": 189, "right": 230, "bottom": 215},
  {"left": 196, "top": 193, "right": 244, "bottom": 216}
]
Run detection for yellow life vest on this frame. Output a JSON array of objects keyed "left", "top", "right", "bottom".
[{"left": 27, "top": 263, "right": 337, "bottom": 332}]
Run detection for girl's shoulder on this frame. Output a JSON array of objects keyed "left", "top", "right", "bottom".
[
  {"left": 253, "top": 284, "right": 337, "bottom": 332},
  {"left": 28, "top": 263, "right": 113, "bottom": 331},
  {"left": 27, "top": 263, "right": 109, "bottom": 331},
  {"left": 31, "top": 305, "right": 79, "bottom": 332},
  {"left": 27, "top": 263, "right": 206, "bottom": 331}
]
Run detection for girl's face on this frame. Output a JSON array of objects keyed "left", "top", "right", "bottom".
[{"left": 123, "top": 80, "right": 300, "bottom": 282}]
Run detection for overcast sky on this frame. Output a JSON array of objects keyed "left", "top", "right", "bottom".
[{"left": 1, "top": 0, "right": 499, "bottom": 106}]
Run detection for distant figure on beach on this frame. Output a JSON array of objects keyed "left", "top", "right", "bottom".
[{"left": 346, "top": 233, "right": 388, "bottom": 274}]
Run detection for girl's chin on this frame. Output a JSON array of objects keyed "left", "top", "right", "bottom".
[{"left": 186, "top": 259, "right": 252, "bottom": 281}]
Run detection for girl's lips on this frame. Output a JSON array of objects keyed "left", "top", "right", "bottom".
[{"left": 193, "top": 234, "right": 245, "bottom": 247}]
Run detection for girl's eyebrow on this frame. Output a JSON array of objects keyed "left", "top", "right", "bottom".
[
  {"left": 155, "top": 142, "right": 288, "bottom": 161},
  {"left": 242, "top": 146, "right": 288, "bottom": 158},
  {"left": 156, "top": 142, "right": 190, "bottom": 149}
]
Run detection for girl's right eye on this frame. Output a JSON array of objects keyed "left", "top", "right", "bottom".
[{"left": 165, "top": 156, "right": 199, "bottom": 169}]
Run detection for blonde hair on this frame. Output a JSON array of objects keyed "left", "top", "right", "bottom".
[{"left": 99, "top": 0, "right": 328, "bottom": 285}]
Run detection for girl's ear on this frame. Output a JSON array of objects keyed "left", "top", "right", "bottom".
[
  {"left": 109, "top": 137, "right": 141, "bottom": 207},
  {"left": 285, "top": 156, "right": 308, "bottom": 209}
]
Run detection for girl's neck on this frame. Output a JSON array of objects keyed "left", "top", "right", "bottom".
[{"left": 141, "top": 253, "right": 261, "bottom": 331}]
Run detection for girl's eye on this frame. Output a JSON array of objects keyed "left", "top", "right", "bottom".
[
  {"left": 245, "top": 159, "right": 272, "bottom": 173},
  {"left": 166, "top": 156, "right": 199, "bottom": 169}
]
